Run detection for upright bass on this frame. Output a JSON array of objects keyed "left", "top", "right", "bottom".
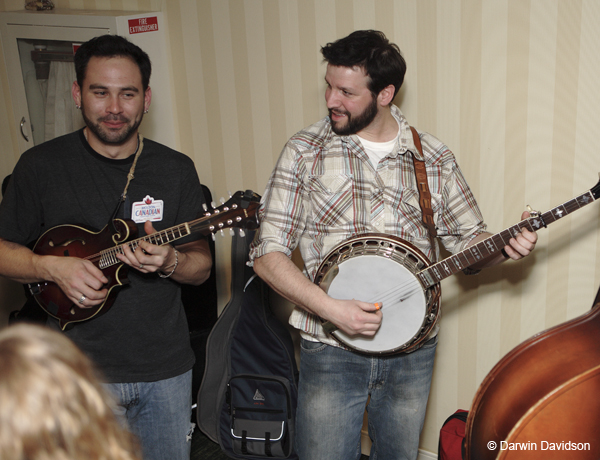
[{"left": 464, "top": 284, "right": 600, "bottom": 459}]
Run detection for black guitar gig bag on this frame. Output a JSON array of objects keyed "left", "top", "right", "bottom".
[{"left": 197, "top": 230, "right": 299, "bottom": 459}]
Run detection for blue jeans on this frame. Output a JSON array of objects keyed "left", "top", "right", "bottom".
[
  {"left": 296, "top": 337, "right": 437, "bottom": 460},
  {"left": 104, "top": 369, "right": 193, "bottom": 460}
]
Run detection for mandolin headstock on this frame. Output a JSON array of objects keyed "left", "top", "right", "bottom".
[{"left": 197, "top": 190, "right": 261, "bottom": 238}]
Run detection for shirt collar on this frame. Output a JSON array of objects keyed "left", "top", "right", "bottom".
[
  {"left": 390, "top": 105, "right": 422, "bottom": 160},
  {"left": 337, "top": 105, "right": 419, "bottom": 160}
]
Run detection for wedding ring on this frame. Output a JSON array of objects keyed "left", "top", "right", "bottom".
[
  {"left": 139, "top": 264, "right": 144, "bottom": 269},
  {"left": 78, "top": 295, "right": 86, "bottom": 304}
]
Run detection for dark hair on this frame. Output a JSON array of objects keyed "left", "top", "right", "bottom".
[
  {"left": 74, "top": 35, "right": 152, "bottom": 91},
  {"left": 321, "top": 30, "right": 406, "bottom": 99}
]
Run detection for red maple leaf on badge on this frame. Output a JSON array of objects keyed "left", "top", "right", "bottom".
[{"left": 145, "top": 197, "right": 153, "bottom": 205}]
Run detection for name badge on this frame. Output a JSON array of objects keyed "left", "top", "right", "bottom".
[{"left": 131, "top": 195, "right": 164, "bottom": 223}]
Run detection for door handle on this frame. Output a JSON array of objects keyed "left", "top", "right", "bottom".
[{"left": 20, "top": 117, "right": 30, "bottom": 142}]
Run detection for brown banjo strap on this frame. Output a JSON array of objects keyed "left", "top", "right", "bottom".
[{"left": 409, "top": 126, "right": 438, "bottom": 254}]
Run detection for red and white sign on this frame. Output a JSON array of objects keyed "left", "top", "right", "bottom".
[
  {"left": 131, "top": 195, "right": 164, "bottom": 223},
  {"left": 128, "top": 17, "right": 159, "bottom": 35}
]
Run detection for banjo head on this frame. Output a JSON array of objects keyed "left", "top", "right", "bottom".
[{"left": 315, "top": 233, "right": 441, "bottom": 355}]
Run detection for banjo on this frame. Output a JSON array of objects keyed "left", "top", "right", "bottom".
[{"left": 314, "top": 177, "right": 600, "bottom": 355}]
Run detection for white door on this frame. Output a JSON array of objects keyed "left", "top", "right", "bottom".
[{"left": 1, "top": 24, "right": 111, "bottom": 153}]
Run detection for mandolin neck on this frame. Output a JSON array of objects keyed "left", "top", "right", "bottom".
[
  {"left": 94, "top": 189, "right": 260, "bottom": 270},
  {"left": 96, "top": 220, "right": 197, "bottom": 270},
  {"left": 131, "top": 221, "right": 193, "bottom": 248}
]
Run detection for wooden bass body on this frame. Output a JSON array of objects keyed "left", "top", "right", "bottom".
[{"left": 464, "top": 296, "right": 600, "bottom": 459}]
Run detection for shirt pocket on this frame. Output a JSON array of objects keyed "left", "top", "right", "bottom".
[
  {"left": 397, "top": 187, "right": 421, "bottom": 215},
  {"left": 306, "top": 174, "right": 354, "bottom": 228}
]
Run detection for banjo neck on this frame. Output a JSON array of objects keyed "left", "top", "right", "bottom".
[{"left": 417, "top": 178, "right": 600, "bottom": 288}]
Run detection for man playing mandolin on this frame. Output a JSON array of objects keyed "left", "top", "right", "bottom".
[
  {"left": 250, "top": 30, "right": 537, "bottom": 460},
  {"left": 0, "top": 35, "right": 212, "bottom": 460}
]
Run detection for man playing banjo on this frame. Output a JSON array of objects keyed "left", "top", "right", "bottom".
[{"left": 250, "top": 30, "right": 537, "bottom": 460}]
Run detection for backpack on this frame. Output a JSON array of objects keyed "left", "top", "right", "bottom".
[
  {"left": 197, "top": 230, "right": 299, "bottom": 459},
  {"left": 438, "top": 409, "right": 468, "bottom": 460}
]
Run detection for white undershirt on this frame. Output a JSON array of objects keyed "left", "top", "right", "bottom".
[
  {"left": 357, "top": 136, "right": 397, "bottom": 167},
  {"left": 357, "top": 120, "right": 401, "bottom": 167}
]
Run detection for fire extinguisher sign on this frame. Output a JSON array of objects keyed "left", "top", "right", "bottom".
[{"left": 128, "top": 17, "right": 159, "bottom": 34}]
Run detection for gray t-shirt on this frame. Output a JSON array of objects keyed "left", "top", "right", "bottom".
[{"left": 0, "top": 129, "right": 206, "bottom": 383}]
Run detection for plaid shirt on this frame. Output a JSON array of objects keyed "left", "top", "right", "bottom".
[{"left": 250, "top": 105, "right": 486, "bottom": 344}]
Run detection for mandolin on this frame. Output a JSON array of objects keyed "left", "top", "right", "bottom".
[{"left": 28, "top": 190, "right": 260, "bottom": 329}]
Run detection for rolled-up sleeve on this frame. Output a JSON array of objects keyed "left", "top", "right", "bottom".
[
  {"left": 435, "top": 160, "right": 487, "bottom": 255},
  {"left": 249, "top": 142, "right": 306, "bottom": 263}
]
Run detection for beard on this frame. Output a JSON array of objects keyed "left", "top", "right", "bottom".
[
  {"left": 329, "top": 95, "right": 378, "bottom": 136},
  {"left": 80, "top": 104, "right": 143, "bottom": 145}
]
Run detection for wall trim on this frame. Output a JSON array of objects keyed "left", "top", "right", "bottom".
[{"left": 418, "top": 448, "right": 437, "bottom": 460}]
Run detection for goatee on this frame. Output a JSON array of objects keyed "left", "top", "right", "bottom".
[
  {"left": 81, "top": 109, "right": 143, "bottom": 146},
  {"left": 330, "top": 96, "right": 378, "bottom": 136}
]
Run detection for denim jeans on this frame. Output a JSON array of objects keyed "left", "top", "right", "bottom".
[
  {"left": 295, "top": 337, "right": 437, "bottom": 460},
  {"left": 104, "top": 369, "right": 193, "bottom": 460}
]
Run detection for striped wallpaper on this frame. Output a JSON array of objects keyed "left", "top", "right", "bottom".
[{"left": 1, "top": 0, "right": 599, "bottom": 455}]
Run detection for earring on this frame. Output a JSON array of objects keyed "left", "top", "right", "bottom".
[
  {"left": 144, "top": 109, "right": 149, "bottom": 114},
  {"left": 75, "top": 105, "right": 81, "bottom": 109}
]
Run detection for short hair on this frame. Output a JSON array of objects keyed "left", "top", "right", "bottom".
[
  {"left": 74, "top": 34, "right": 152, "bottom": 91},
  {"left": 321, "top": 30, "right": 406, "bottom": 99},
  {"left": 0, "top": 324, "right": 142, "bottom": 460}
]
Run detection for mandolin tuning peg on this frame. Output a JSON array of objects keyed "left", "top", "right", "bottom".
[
  {"left": 202, "top": 203, "right": 208, "bottom": 212},
  {"left": 229, "top": 228, "right": 235, "bottom": 236},
  {"left": 220, "top": 229, "right": 225, "bottom": 237},
  {"left": 211, "top": 201, "right": 216, "bottom": 209},
  {"left": 211, "top": 233, "right": 216, "bottom": 241},
  {"left": 227, "top": 190, "right": 232, "bottom": 198},
  {"left": 220, "top": 197, "right": 225, "bottom": 204},
  {"left": 239, "top": 229, "right": 245, "bottom": 237}
]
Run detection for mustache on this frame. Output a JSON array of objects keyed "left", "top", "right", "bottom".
[
  {"left": 329, "top": 108, "right": 349, "bottom": 118},
  {"left": 99, "top": 114, "right": 129, "bottom": 123}
]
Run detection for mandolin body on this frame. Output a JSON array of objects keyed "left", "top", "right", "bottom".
[{"left": 28, "top": 219, "right": 137, "bottom": 329}]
